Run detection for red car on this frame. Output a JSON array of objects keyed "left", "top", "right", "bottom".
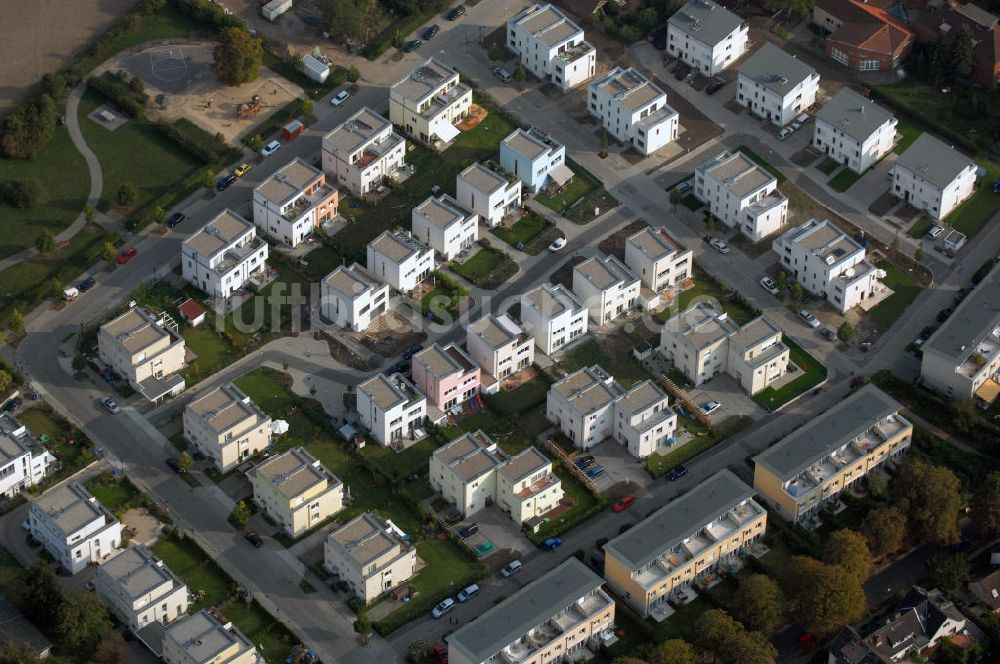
[
  {"left": 433, "top": 644, "right": 448, "bottom": 664},
  {"left": 612, "top": 496, "right": 635, "bottom": 512},
  {"left": 116, "top": 247, "right": 137, "bottom": 264}
]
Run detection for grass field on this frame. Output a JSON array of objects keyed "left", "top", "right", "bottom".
[
  {"left": 893, "top": 120, "right": 922, "bottom": 155},
  {"left": 452, "top": 246, "right": 516, "bottom": 288},
  {"left": 876, "top": 80, "right": 994, "bottom": 154},
  {"left": 491, "top": 212, "right": 552, "bottom": 253},
  {"left": 530, "top": 464, "right": 605, "bottom": 542},
  {"left": 663, "top": 264, "right": 758, "bottom": 325},
  {"left": 535, "top": 162, "right": 594, "bottom": 212},
  {"left": 817, "top": 158, "right": 839, "bottom": 175},
  {"left": 752, "top": 337, "right": 826, "bottom": 410},
  {"left": 85, "top": 476, "right": 139, "bottom": 512},
  {"left": 558, "top": 338, "right": 651, "bottom": 388},
  {"left": 867, "top": 259, "right": 924, "bottom": 331},
  {"left": 829, "top": 168, "right": 862, "bottom": 192},
  {"left": 17, "top": 407, "right": 93, "bottom": 486},
  {"left": 946, "top": 158, "right": 1000, "bottom": 237},
  {"left": 907, "top": 216, "right": 935, "bottom": 238}
]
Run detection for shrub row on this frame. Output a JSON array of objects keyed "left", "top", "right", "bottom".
[
  {"left": 87, "top": 72, "right": 148, "bottom": 117},
  {"left": 155, "top": 118, "right": 239, "bottom": 165},
  {"left": 168, "top": 0, "right": 245, "bottom": 32}
]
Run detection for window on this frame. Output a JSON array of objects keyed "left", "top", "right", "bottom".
[
  {"left": 831, "top": 48, "right": 849, "bottom": 66},
  {"left": 860, "top": 59, "right": 881, "bottom": 71}
]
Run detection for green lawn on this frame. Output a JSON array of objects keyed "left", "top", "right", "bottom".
[
  {"left": 829, "top": 168, "right": 862, "bottom": 192},
  {"left": 441, "top": 409, "right": 535, "bottom": 455},
  {"left": 486, "top": 376, "right": 551, "bottom": 416},
  {"left": 452, "top": 246, "right": 510, "bottom": 286},
  {"left": 558, "top": 338, "right": 651, "bottom": 388},
  {"left": 907, "top": 216, "right": 935, "bottom": 239},
  {"left": 17, "top": 407, "right": 93, "bottom": 487},
  {"left": 421, "top": 271, "right": 469, "bottom": 315},
  {"left": 817, "top": 158, "right": 839, "bottom": 175},
  {"left": 867, "top": 259, "right": 924, "bottom": 330},
  {"left": 893, "top": 120, "right": 922, "bottom": 155},
  {"left": 946, "top": 158, "right": 1000, "bottom": 237},
  {"left": 534, "top": 161, "right": 595, "bottom": 212},
  {"left": 491, "top": 212, "right": 552, "bottom": 253},
  {"left": 737, "top": 145, "right": 786, "bottom": 184},
  {"left": 752, "top": 337, "right": 826, "bottom": 410},
  {"left": 85, "top": 476, "right": 139, "bottom": 512},
  {"left": 663, "top": 265, "right": 758, "bottom": 325},
  {"left": 876, "top": 80, "right": 991, "bottom": 154}
]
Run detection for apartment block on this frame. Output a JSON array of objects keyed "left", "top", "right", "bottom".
[
  {"left": 411, "top": 194, "right": 478, "bottom": 260},
  {"left": 251, "top": 157, "right": 338, "bottom": 248},
  {"left": 772, "top": 217, "right": 886, "bottom": 313},
  {"left": 456, "top": 162, "right": 523, "bottom": 227},
  {"left": 356, "top": 373, "right": 427, "bottom": 446},
  {"left": 603, "top": 470, "right": 767, "bottom": 616},
  {"left": 506, "top": 3, "right": 596, "bottom": 91},
  {"left": 466, "top": 314, "right": 534, "bottom": 391},
  {"left": 737, "top": 43, "right": 820, "bottom": 126},
  {"left": 411, "top": 343, "right": 481, "bottom": 411},
  {"left": 921, "top": 261, "right": 1000, "bottom": 400},
  {"left": 322, "top": 107, "right": 407, "bottom": 196},
  {"left": 323, "top": 512, "right": 417, "bottom": 604},
  {"left": 695, "top": 150, "right": 789, "bottom": 242},
  {"left": 623, "top": 226, "right": 693, "bottom": 296},
  {"left": 520, "top": 283, "right": 589, "bottom": 356},
  {"left": 613, "top": 380, "right": 677, "bottom": 459},
  {"left": 182, "top": 209, "right": 269, "bottom": 300},
  {"left": 320, "top": 262, "right": 389, "bottom": 332},
  {"left": 366, "top": 230, "right": 435, "bottom": 293},
  {"left": 389, "top": 58, "right": 472, "bottom": 148},
  {"left": 98, "top": 306, "right": 186, "bottom": 403},
  {"left": 0, "top": 413, "right": 55, "bottom": 499},
  {"left": 250, "top": 446, "right": 343, "bottom": 537},
  {"left": 94, "top": 544, "right": 188, "bottom": 635},
  {"left": 813, "top": 88, "right": 897, "bottom": 174},
  {"left": 667, "top": 0, "right": 749, "bottom": 75},
  {"left": 447, "top": 558, "right": 615, "bottom": 664},
  {"left": 659, "top": 303, "right": 790, "bottom": 395},
  {"left": 162, "top": 609, "right": 260, "bottom": 664},
  {"left": 753, "top": 385, "right": 912, "bottom": 523},
  {"left": 27, "top": 482, "right": 121, "bottom": 575},
  {"left": 183, "top": 384, "right": 272, "bottom": 473},
  {"left": 572, "top": 254, "right": 642, "bottom": 326},
  {"left": 891, "top": 133, "right": 977, "bottom": 221},
  {"left": 547, "top": 365, "right": 626, "bottom": 450},
  {"left": 499, "top": 127, "right": 572, "bottom": 193},
  {"left": 588, "top": 67, "right": 679, "bottom": 156}
]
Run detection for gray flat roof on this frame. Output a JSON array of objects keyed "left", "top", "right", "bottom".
[
  {"left": 447, "top": 558, "right": 604, "bottom": 664},
  {"left": 754, "top": 385, "right": 902, "bottom": 481},
  {"left": 894, "top": 133, "right": 975, "bottom": 190},
  {"left": 923, "top": 261, "right": 1000, "bottom": 363},
  {"left": 739, "top": 42, "right": 817, "bottom": 96},
  {"left": 668, "top": 0, "right": 745, "bottom": 47},
  {"left": 603, "top": 470, "right": 755, "bottom": 571},
  {"left": 815, "top": 88, "right": 894, "bottom": 143}
]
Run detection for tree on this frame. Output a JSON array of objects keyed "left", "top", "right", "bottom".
[
  {"left": 801, "top": 563, "right": 867, "bottom": 636},
  {"left": 302, "top": 98, "right": 314, "bottom": 117},
  {"left": 926, "top": 554, "right": 970, "bottom": 592},
  {"left": 695, "top": 609, "right": 776, "bottom": 664},
  {"left": 391, "top": 29, "right": 404, "bottom": 49},
  {"left": 213, "top": 27, "right": 263, "bottom": 86},
  {"left": 355, "top": 609, "right": 371, "bottom": 634},
  {"left": 88, "top": 629, "right": 128, "bottom": 664},
  {"left": 139, "top": 0, "right": 167, "bottom": 15},
  {"left": 696, "top": 609, "right": 742, "bottom": 658},
  {"left": 347, "top": 66, "right": 360, "bottom": 82},
  {"left": 952, "top": 398, "right": 980, "bottom": 435},
  {"left": 101, "top": 241, "right": 117, "bottom": 264},
  {"left": 613, "top": 659, "right": 647, "bottom": 664},
  {"left": 952, "top": 26, "right": 975, "bottom": 80},
  {"left": 0, "top": 369, "right": 11, "bottom": 394},
  {"left": 727, "top": 632, "right": 777, "bottom": 664},
  {"left": 790, "top": 282, "right": 804, "bottom": 302},
  {"left": 0, "top": 94, "right": 58, "bottom": 159},
  {"left": 862, "top": 505, "right": 907, "bottom": 560},
  {"left": 22, "top": 562, "right": 64, "bottom": 626},
  {"left": 230, "top": 500, "right": 252, "bottom": 527},
  {"left": 34, "top": 228, "right": 55, "bottom": 254},
  {"left": 85, "top": 204, "right": 95, "bottom": 222},
  {"left": 893, "top": 460, "right": 962, "bottom": 546},
  {"left": 649, "top": 639, "right": 696, "bottom": 664},
  {"left": 406, "top": 639, "right": 431, "bottom": 664},
  {"left": 707, "top": 216, "right": 717, "bottom": 233},
  {"left": 197, "top": 167, "right": 215, "bottom": 190},
  {"left": 116, "top": 181, "right": 138, "bottom": 208},
  {"left": 129, "top": 76, "right": 145, "bottom": 94},
  {"left": 837, "top": 321, "right": 855, "bottom": 343},
  {"left": 7, "top": 308, "right": 24, "bottom": 333},
  {"left": 48, "top": 277, "right": 64, "bottom": 299},
  {"left": 824, "top": 529, "right": 872, "bottom": 582},
  {"left": 248, "top": 133, "right": 263, "bottom": 152},
  {"left": 777, "top": 270, "right": 788, "bottom": 291},
  {"left": 488, "top": 43, "right": 500, "bottom": 61},
  {"left": 782, "top": 556, "right": 826, "bottom": 608},
  {"left": 179, "top": 451, "right": 194, "bottom": 472},
  {"left": 971, "top": 472, "right": 1000, "bottom": 540},
  {"left": 1, "top": 178, "right": 46, "bottom": 208},
  {"left": 322, "top": 0, "right": 366, "bottom": 41},
  {"left": 514, "top": 63, "right": 527, "bottom": 82},
  {"left": 57, "top": 591, "right": 112, "bottom": 652},
  {"left": 0, "top": 641, "right": 43, "bottom": 664},
  {"left": 732, "top": 574, "right": 785, "bottom": 635},
  {"left": 42, "top": 73, "right": 66, "bottom": 98},
  {"left": 935, "top": 638, "right": 968, "bottom": 664},
  {"left": 915, "top": 247, "right": 925, "bottom": 262},
  {"left": 152, "top": 205, "right": 166, "bottom": 224}
]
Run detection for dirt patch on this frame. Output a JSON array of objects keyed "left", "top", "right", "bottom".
[
  {"left": 457, "top": 103, "right": 488, "bottom": 131},
  {"left": 896, "top": 204, "right": 922, "bottom": 223},
  {"left": 869, "top": 191, "right": 899, "bottom": 217},
  {"left": 315, "top": 331, "right": 373, "bottom": 370},
  {"left": 499, "top": 366, "right": 540, "bottom": 391},
  {"left": 121, "top": 508, "right": 164, "bottom": 546},
  {"left": 549, "top": 254, "right": 587, "bottom": 289},
  {"left": 792, "top": 146, "right": 821, "bottom": 167},
  {"left": 597, "top": 219, "right": 649, "bottom": 261},
  {"left": 359, "top": 314, "right": 427, "bottom": 358}
]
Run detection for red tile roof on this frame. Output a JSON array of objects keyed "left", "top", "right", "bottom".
[
  {"left": 178, "top": 298, "right": 206, "bottom": 322},
  {"left": 821, "top": 0, "right": 915, "bottom": 54}
]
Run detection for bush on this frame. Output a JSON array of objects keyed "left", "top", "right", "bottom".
[
  {"left": 155, "top": 119, "right": 239, "bottom": 165},
  {"left": 1, "top": 178, "right": 46, "bottom": 209},
  {"left": 0, "top": 94, "right": 58, "bottom": 159},
  {"left": 87, "top": 71, "right": 148, "bottom": 117},
  {"left": 170, "top": 0, "right": 245, "bottom": 32},
  {"left": 42, "top": 73, "right": 66, "bottom": 98},
  {"left": 116, "top": 182, "right": 138, "bottom": 207}
]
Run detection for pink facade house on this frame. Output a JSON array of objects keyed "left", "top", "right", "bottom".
[{"left": 411, "top": 343, "right": 481, "bottom": 416}]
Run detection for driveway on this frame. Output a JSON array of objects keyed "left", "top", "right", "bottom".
[
  {"left": 467, "top": 506, "right": 532, "bottom": 559},
  {"left": 588, "top": 439, "right": 652, "bottom": 491},
  {"left": 687, "top": 374, "right": 765, "bottom": 423}
]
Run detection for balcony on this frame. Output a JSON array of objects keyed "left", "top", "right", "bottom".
[
  {"left": 958, "top": 332, "right": 1000, "bottom": 378},
  {"left": 554, "top": 40, "right": 594, "bottom": 66},
  {"left": 215, "top": 237, "right": 265, "bottom": 275},
  {"left": 516, "top": 473, "right": 560, "bottom": 500},
  {"left": 280, "top": 184, "right": 335, "bottom": 222},
  {"left": 418, "top": 82, "right": 472, "bottom": 121}
]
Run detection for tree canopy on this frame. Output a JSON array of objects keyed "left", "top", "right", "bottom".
[
  {"left": 971, "top": 471, "right": 1000, "bottom": 541},
  {"left": 57, "top": 591, "right": 112, "bottom": 653},
  {"left": 213, "top": 27, "right": 262, "bottom": 86},
  {"left": 732, "top": 574, "right": 785, "bottom": 635},
  {"left": 649, "top": 639, "right": 696, "bottom": 664},
  {"left": 893, "top": 460, "right": 962, "bottom": 546},
  {"left": 784, "top": 556, "right": 866, "bottom": 636},
  {"left": 695, "top": 609, "right": 777, "bottom": 664},
  {"left": 823, "top": 529, "right": 873, "bottom": 583},
  {"left": 863, "top": 506, "right": 908, "bottom": 560}
]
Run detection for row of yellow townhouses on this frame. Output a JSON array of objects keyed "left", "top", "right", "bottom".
[{"left": 445, "top": 384, "right": 914, "bottom": 664}]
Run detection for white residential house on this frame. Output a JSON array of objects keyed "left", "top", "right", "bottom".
[
  {"left": 890, "top": 133, "right": 977, "bottom": 221},
  {"left": 572, "top": 254, "right": 642, "bottom": 326},
  {"left": 772, "top": 217, "right": 886, "bottom": 313},
  {"left": 162, "top": 610, "right": 260, "bottom": 664},
  {"left": 466, "top": 314, "right": 535, "bottom": 391},
  {"left": 587, "top": 67, "right": 679, "bottom": 156},
  {"left": 181, "top": 209, "right": 269, "bottom": 299},
  {"left": 98, "top": 306, "right": 186, "bottom": 403},
  {"left": 695, "top": 150, "right": 789, "bottom": 241},
  {"left": 498, "top": 127, "right": 573, "bottom": 193},
  {"left": 623, "top": 226, "right": 694, "bottom": 297},
  {"left": 93, "top": 545, "right": 189, "bottom": 635},
  {"left": 0, "top": 414, "right": 55, "bottom": 500},
  {"left": 455, "top": 162, "right": 523, "bottom": 227},
  {"left": 546, "top": 365, "right": 626, "bottom": 450},
  {"left": 520, "top": 283, "right": 589, "bottom": 356},
  {"left": 252, "top": 158, "right": 339, "bottom": 248},
  {"left": 411, "top": 194, "right": 478, "bottom": 260},
  {"left": 667, "top": 0, "right": 749, "bottom": 76},
  {"left": 366, "top": 230, "right": 435, "bottom": 293},
  {"left": 322, "top": 107, "right": 407, "bottom": 196},
  {"left": 357, "top": 373, "right": 428, "bottom": 446},
  {"left": 27, "top": 482, "right": 121, "bottom": 575},
  {"left": 389, "top": 58, "right": 472, "bottom": 148},
  {"left": 613, "top": 380, "right": 678, "bottom": 459},
  {"left": 737, "top": 43, "right": 820, "bottom": 126},
  {"left": 506, "top": 3, "right": 596, "bottom": 91},
  {"left": 320, "top": 263, "right": 389, "bottom": 332},
  {"left": 813, "top": 88, "right": 897, "bottom": 174}
]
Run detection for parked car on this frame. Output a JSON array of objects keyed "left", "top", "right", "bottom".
[
  {"left": 586, "top": 464, "right": 606, "bottom": 479},
  {"left": 543, "top": 537, "right": 563, "bottom": 551},
  {"left": 115, "top": 247, "right": 138, "bottom": 264},
  {"left": 165, "top": 457, "right": 183, "bottom": 473},
  {"left": 423, "top": 24, "right": 440, "bottom": 40},
  {"left": 820, "top": 327, "right": 837, "bottom": 342},
  {"left": 675, "top": 180, "right": 693, "bottom": 193},
  {"left": 777, "top": 127, "right": 794, "bottom": 140},
  {"left": 446, "top": 4, "right": 466, "bottom": 20},
  {"left": 216, "top": 174, "right": 236, "bottom": 191},
  {"left": 432, "top": 598, "right": 455, "bottom": 618},
  {"left": 493, "top": 67, "right": 512, "bottom": 83},
  {"left": 706, "top": 80, "right": 724, "bottom": 95},
  {"left": 2, "top": 398, "right": 22, "bottom": 414},
  {"left": 402, "top": 344, "right": 424, "bottom": 360},
  {"left": 993, "top": 179, "right": 1000, "bottom": 193},
  {"left": 666, "top": 465, "right": 689, "bottom": 481},
  {"left": 234, "top": 163, "right": 251, "bottom": 176},
  {"left": 433, "top": 644, "right": 449, "bottom": 664},
  {"left": 100, "top": 397, "right": 120, "bottom": 414},
  {"left": 331, "top": 90, "right": 351, "bottom": 106},
  {"left": 389, "top": 360, "right": 410, "bottom": 375},
  {"left": 500, "top": 560, "right": 523, "bottom": 577},
  {"left": 457, "top": 584, "right": 480, "bottom": 602},
  {"left": 457, "top": 523, "right": 478, "bottom": 539},
  {"left": 244, "top": 531, "right": 264, "bottom": 548},
  {"left": 548, "top": 237, "right": 566, "bottom": 252},
  {"left": 927, "top": 225, "right": 944, "bottom": 239},
  {"left": 798, "top": 309, "right": 821, "bottom": 328},
  {"left": 574, "top": 454, "right": 596, "bottom": 469},
  {"left": 759, "top": 276, "right": 780, "bottom": 294},
  {"left": 701, "top": 400, "right": 721, "bottom": 415},
  {"left": 402, "top": 39, "right": 423, "bottom": 53},
  {"left": 709, "top": 238, "right": 730, "bottom": 254},
  {"left": 166, "top": 212, "right": 186, "bottom": 227},
  {"left": 260, "top": 140, "right": 281, "bottom": 157},
  {"left": 612, "top": 496, "right": 635, "bottom": 512},
  {"left": 78, "top": 276, "right": 96, "bottom": 292}
]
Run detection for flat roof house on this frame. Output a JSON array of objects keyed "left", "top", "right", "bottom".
[
  {"left": 252, "top": 158, "right": 338, "bottom": 248},
  {"left": 813, "top": 88, "right": 897, "bottom": 174},
  {"left": 466, "top": 314, "right": 535, "bottom": 392},
  {"left": 356, "top": 372, "right": 427, "bottom": 446},
  {"left": 182, "top": 209, "right": 269, "bottom": 300},
  {"left": 737, "top": 42, "right": 820, "bottom": 126},
  {"left": 94, "top": 544, "right": 188, "bottom": 637},
  {"left": 456, "top": 162, "right": 523, "bottom": 227},
  {"left": 28, "top": 482, "right": 121, "bottom": 575},
  {"left": 320, "top": 262, "right": 390, "bottom": 332},
  {"left": 98, "top": 306, "right": 186, "bottom": 403},
  {"left": 547, "top": 365, "right": 626, "bottom": 450},
  {"left": 891, "top": 133, "right": 977, "bottom": 221},
  {"left": 499, "top": 127, "right": 572, "bottom": 193},
  {"left": 447, "top": 558, "right": 615, "bottom": 664},
  {"left": 162, "top": 609, "right": 260, "bottom": 664},
  {"left": 506, "top": 3, "right": 597, "bottom": 91},
  {"left": 322, "top": 107, "right": 407, "bottom": 196},
  {"left": 753, "top": 385, "right": 911, "bottom": 523},
  {"left": 613, "top": 380, "right": 677, "bottom": 459},
  {"left": 411, "top": 194, "right": 478, "bottom": 260},
  {"left": 603, "top": 470, "right": 767, "bottom": 617},
  {"left": 324, "top": 511, "right": 417, "bottom": 604},
  {"left": 183, "top": 384, "right": 272, "bottom": 473},
  {"left": 921, "top": 261, "right": 1000, "bottom": 401},
  {"left": 366, "top": 230, "right": 435, "bottom": 293},
  {"left": 695, "top": 150, "right": 789, "bottom": 242},
  {"left": 250, "top": 446, "right": 344, "bottom": 537},
  {"left": 411, "top": 343, "right": 481, "bottom": 412},
  {"left": 0, "top": 413, "right": 55, "bottom": 499},
  {"left": 667, "top": 0, "right": 749, "bottom": 76},
  {"left": 390, "top": 58, "right": 471, "bottom": 148},
  {"left": 772, "top": 217, "right": 886, "bottom": 313},
  {"left": 573, "top": 254, "right": 642, "bottom": 326},
  {"left": 623, "top": 226, "right": 693, "bottom": 297},
  {"left": 587, "top": 67, "right": 679, "bottom": 156},
  {"left": 520, "top": 283, "right": 589, "bottom": 356}
]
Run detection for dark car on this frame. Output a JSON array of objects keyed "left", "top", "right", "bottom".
[
  {"left": 586, "top": 465, "right": 606, "bottom": 479},
  {"left": 402, "top": 39, "right": 423, "bottom": 53},
  {"left": 706, "top": 81, "right": 724, "bottom": 95},
  {"left": 543, "top": 537, "right": 563, "bottom": 551},
  {"left": 165, "top": 457, "right": 183, "bottom": 473},
  {"left": 423, "top": 24, "right": 440, "bottom": 40},
  {"left": 78, "top": 276, "right": 96, "bottom": 292},
  {"left": 433, "top": 644, "right": 449, "bottom": 664},
  {"left": 166, "top": 212, "right": 186, "bottom": 228},
  {"left": 402, "top": 344, "right": 424, "bottom": 360},
  {"left": 446, "top": 5, "right": 466, "bottom": 20},
  {"left": 244, "top": 532, "right": 264, "bottom": 548},
  {"left": 1, "top": 397, "right": 22, "bottom": 414},
  {"left": 666, "top": 465, "right": 689, "bottom": 481},
  {"left": 389, "top": 361, "right": 410, "bottom": 375},
  {"left": 457, "top": 523, "right": 479, "bottom": 539},
  {"left": 216, "top": 174, "right": 236, "bottom": 191},
  {"left": 574, "top": 455, "right": 596, "bottom": 469}
]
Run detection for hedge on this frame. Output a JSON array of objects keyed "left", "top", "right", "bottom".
[
  {"left": 361, "top": 0, "right": 449, "bottom": 59},
  {"left": 155, "top": 118, "right": 240, "bottom": 165},
  {"left": 87, "top": 72, "right": 148, "bottom": 117}
]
